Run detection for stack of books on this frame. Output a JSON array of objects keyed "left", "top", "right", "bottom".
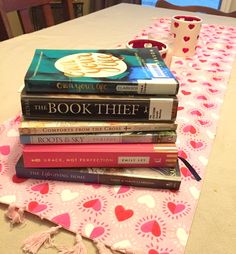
[{"left": 16, "top": 48, "right": 181, "bottom": 190}]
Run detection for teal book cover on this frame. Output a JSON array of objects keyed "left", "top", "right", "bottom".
[{"left": 24, "top": 48, "right": 179, "bottom": 95}]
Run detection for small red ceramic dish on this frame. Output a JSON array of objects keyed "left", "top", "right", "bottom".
[{"left": 126, "top": 38, "right": 168, "bottom": 59}]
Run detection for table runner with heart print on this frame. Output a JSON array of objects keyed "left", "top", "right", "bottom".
[{"left": 0, "top": 18, "right": 236, "bottom": 254}]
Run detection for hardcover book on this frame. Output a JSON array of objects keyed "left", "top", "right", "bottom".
[
  {"left": 19, "top": 119, "right": 178, "bottom": 135},
  {"left": 20, "top": 130, "right": 177, "bottom": 144},
  {"left": 21, "top": 89, "right": 178, "bottom": 122},
  {"left": 24, "top": 48, "right": 179, "bottom": 95},
  {"left": 16, "top": 157, "right": 181, "bottom": 190},
  {"left": 22, "top": 143, "right": 178, "bottom": 168}
]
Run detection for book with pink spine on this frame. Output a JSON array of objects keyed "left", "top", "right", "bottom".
[{"left": 22, "top": 143, "right": 178, "bottom": 168}]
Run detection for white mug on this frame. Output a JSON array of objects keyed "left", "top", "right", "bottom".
[{"left": 170, "top": 15, "right": 202, "bottom": 57}]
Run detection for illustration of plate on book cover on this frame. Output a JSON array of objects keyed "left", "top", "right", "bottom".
[{"left": 55, "top": 53, "right": 127, "bottom": 78}]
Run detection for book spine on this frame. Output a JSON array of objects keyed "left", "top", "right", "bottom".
[
  {"left": 19, "top": 131, "right": 177, "bottom": 144},
  {"left": 25, "top": 81, "right": 179, "bottom": 96},
  {"left": 21, "top": 96, "right": 178, "bottom": 122},
  {"left": 16, "top": 167, "right": 181, "bottom": 190},
  {"left": 22, "top": 145, "right": 178, "bottom": 168},
  {"left": 19, "top": 122, "right": 178, "bottom": 135}
]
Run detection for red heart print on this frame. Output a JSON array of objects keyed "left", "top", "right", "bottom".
[
  {"left": 31, "top": 183, "right": 49, "bottom": 194},
  {"left": 182, "top": 48, "right": 189, "bottom": 53},
  {"left": 141, "top": 220, "right": 161, "bottom": 237},
  {"left": 213, "top": 77, "right": 222, "bottom": 81},
  {"left": 12, "top": 174, "right": 28, "bottom": 183},
  {"left": 187, "top": 79, "right": 197, "bottom": 83},
  {"left": 115, "top": 205, "right": 134, "bottom": 221},
  {"left": 149, "top": 250, "right": 159, "bottom": 254},
  {"left": 167, "top": 202, "right": 185, "bottom": 214},
  {"left": 28, "top": 201, "right": 47, "bottom": 213},
  {"left": 183, "top": 125, "right": 196, "bottom": 134},
  {"left": 181, "top": 90, "right": 191, "bottom": 95},
  {"left": 52, "top": 213, "right": 71, "bottom": 228},
  {"left": 174, "top": 22, "right": 179, "bottom": 28},
  {"left": 0, "top": 145, "right": 10, "bottom": 156},
  {"left": 180, "top": 166, "right": 192, "bottom": 177},
  {"left": 212, "top": 62, "right": 220, "bottom": 67},
  {"left": 208, "top": 88, "right": 218, "bottom": 93},
  {"left": 191, "top": 110, "right": 202, "bottom": 116},
  {"left": 203, "top": 103, "right": 214, "bottom": 108},
  {"left": 175, "top": 60, "right": 183, "bottom": 65},
  {"left": 198, "top": 120, "right": 209, "bottom": 126},
  {"left": 83, "top": 199, "right": 101, "bottom": 211},
  {"left": 90, "top": 226, "right": 105, "bottom": 239},
  {"left": 197, "top": 95, "right": 207, "bottom": 100},
  {"left": 188, "top": 24, "right": 195, "bottom": 29},
  {"left": 178, "top": 106, "right": 184, "bottom": 111},
  {"left": 202, "top": 82, "right": 212, "bottom": 87},
  {"left": 178, "top": 150, "right": 188, "bottom": 159},
  {"left": 183, "top": 36, "right": 190, "bottom": 42},
  {"left": 116, "top": 186, "right": 130, "bottom": 194},
  {"left": 84, "top": 183, "right": 101, "bottom": 189},
  {"left": 190, "top": 140, "right": 203, "bottom": 149}
]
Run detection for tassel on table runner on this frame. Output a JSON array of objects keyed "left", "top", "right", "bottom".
[
  {"left": 5, "top": 203, "right": 25, "bottom": 226},
  {"left": 21, "top": 225, "right": 61, "bottom": 254},
  {"left": 111, "top": 246, "right": 145, "bottom": 254},
  {"left": 94, "top": 240, "right": 113, "bottom": 253},
  {"left": 56, "top": 233, "right": 87, "bottom": 254}
]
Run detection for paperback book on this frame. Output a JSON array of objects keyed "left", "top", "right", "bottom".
[
  {"left": 21, "top": 89, "right": 178, "bottom": 122},
  {"left": 24, "top": 48, "right": 179, "bottom": 95},
  {"left": 16, "top": 157, "right": 181, "bottom": 190},
  {"left": 22, "top": 143, "right": 178, "bottom": 168},
  {"left": 19, "top": 119, "right": 178, "bottom": 135},
  {"left": 20, "top": 130, "right": 177, "bottom": 144}
]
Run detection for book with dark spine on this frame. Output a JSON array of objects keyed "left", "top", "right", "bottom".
[
  {"left": 15, "top": 157, "right": 181, "bottom": 190},
  {"left": 24, "top": 48, "right": 179, "bottom": 95},
  {"left": 21, "top": 89, "right": 178, "bottom": 122},
  {"left": 22, "top": 143, "right": 178, "bottom": 168},
  {"left": 20, "top": 131, "right": 177, "bottom": 144},
  {"left": 19, "top": 119, "right": 178, "bottom": 135}
]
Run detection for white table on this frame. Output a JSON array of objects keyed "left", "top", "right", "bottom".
[{"left": 0, "top": 4, "right": 236, "bottom": 254}]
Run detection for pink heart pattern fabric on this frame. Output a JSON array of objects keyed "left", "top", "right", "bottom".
[{"left": 1, "top": 19, "right": 236, "bottom": 253}]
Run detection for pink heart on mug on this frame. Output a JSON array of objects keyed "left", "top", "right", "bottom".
[
  {"left": 174, "top": 22, "right": 179, "bottom": 28},
  {"left": 183, "top": 36, "right": 190, "bottom": 42},
  {"left": 188, "top": 24, "right": 195, "bottom": 29},
  {"left": 182, "top": 48, "right": 189, "bottom": 53}
]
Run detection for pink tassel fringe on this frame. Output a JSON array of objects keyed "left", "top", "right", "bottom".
[
  {"left": 5, "top": 203, "right": 25, "bottom": 226},
  {"left": 56, "top": 233, "right": 87, "bottom": 254},
  {"left": 111, "top": 246, "right": 145, "bottom": 254},
  {"left": 21, "top": 225, "right": 61, "bottom": 254},
  {"left": 94, "top": 240, "right": 113, "bottom": 254}
]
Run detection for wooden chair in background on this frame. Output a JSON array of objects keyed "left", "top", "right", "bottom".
[
  {"left": 156, "top": 0, "right": 236, "bottom": 18},
  {"left": 90, "top": 0, "right": 141, "bottom": 13},
  {"left": 0, "top": 0, "right": 55, "bottom": 41},
  {"left": 61, "top": 0, "right": 75, "bottom": 21}
]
